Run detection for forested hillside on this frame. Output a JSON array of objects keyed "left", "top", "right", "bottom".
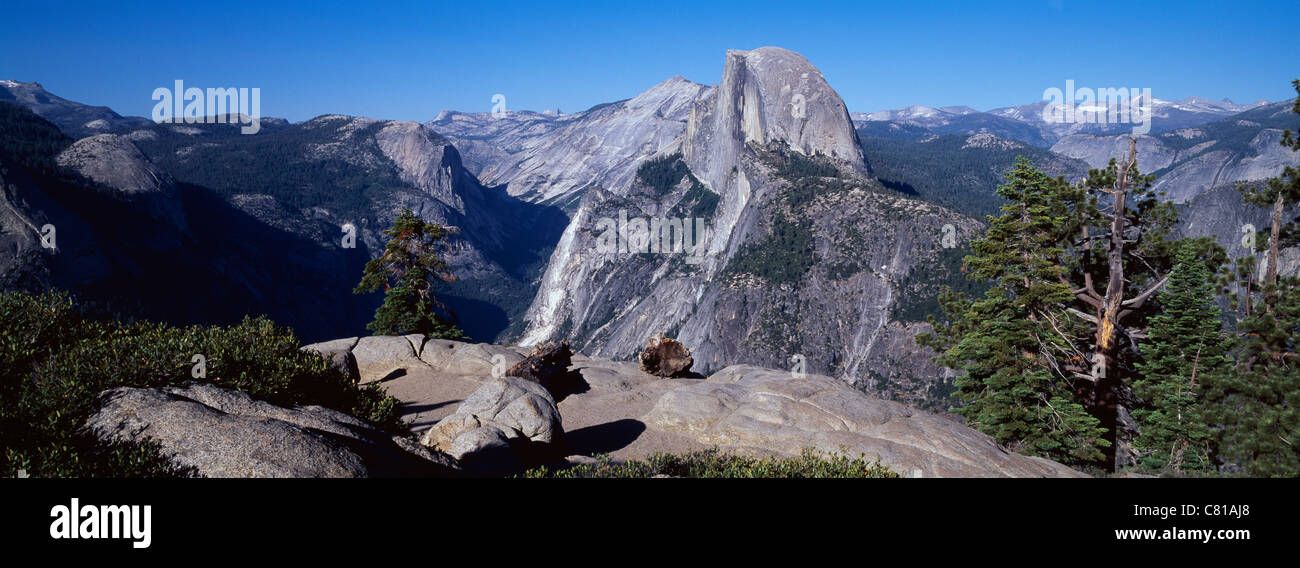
[{"left": 859, "top": 131, "right": 1090, "bottom": 218}]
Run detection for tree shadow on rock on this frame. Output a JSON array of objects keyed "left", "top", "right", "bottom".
[{"left": 373, "top": 368, "right": 407, "bottom": 384}]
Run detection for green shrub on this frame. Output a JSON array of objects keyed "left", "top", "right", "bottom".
[
  {"left": 522, "top": 448, "right": 900, "bottom": 478},
  {"left": 0, "top": 290, "right": 406, "bottom": 477}
]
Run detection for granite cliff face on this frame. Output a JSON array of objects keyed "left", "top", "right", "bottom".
[
  {"left": 683, "top": 47, "right": 867, "bottom": 193},
  {"left": 1178, "top": 183, "right": 1300, "bottom": 278},
  {"left": 430, "top": 76, "right": 711, "bottom": 207},
  {"left": 517, "top": 47, "right": 970, "bottom": 409},
  {"left": 0, "top": 162, "right": 59, "bottom": 291}
]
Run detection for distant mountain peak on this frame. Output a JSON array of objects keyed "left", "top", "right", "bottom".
[{"left": 0, "top": 80, "right": 150, "bottom": 138}]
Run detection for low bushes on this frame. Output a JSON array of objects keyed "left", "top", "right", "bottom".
[{"left": 0, "top": 290, "right": 404, "bottom": 477}]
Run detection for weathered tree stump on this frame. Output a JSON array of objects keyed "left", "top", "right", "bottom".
[{"left": 639, "top": 335, "right": 694, "bottom": 378}]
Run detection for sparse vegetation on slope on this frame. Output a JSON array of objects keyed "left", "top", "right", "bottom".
[
  {"left": 722, "top": 143, "right": 862, "bottom": 284},
  {"left": 634, "top": 152, "right": 720, "bottom": 218},
  {"left": 523, "top": 448, "right": 900, "bottom": 478}
]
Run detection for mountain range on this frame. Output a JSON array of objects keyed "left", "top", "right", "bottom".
[
  {"left": 1, "top": 47, "right": 1296, "bottom": 413},
  {"left": 852, "top": 94, "right": 1272, "bottom": 147}
]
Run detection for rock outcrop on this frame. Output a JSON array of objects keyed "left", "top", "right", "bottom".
[
  {"left": 84, "top": 383, "right": 456, "bottom": 478},
  {"left": 307, "top": 334, "right": 531, "bottom": 382},
  {"left": 642, "top": 366, "right": 1081, "bottom": 478},
  {"left": 350, "top": 335, "right": 422, "bottom": 380},
  {"left": 419, "top": 377, "right": 564, "bottom": 474},
  {"left": 56, "top": 134, "right": 176, "bottom": 196},
  {"left": 342, "top": 337, "right": 1084, "bottom": 478},
  {"left": 0, "top": 163, "right": 53, "bottom": 291},
  {"left": 301, "top": 337, "right": 361, "bottom": 384}
]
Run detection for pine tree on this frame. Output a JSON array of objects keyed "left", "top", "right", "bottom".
[
  {"left": 925, "top": 288, "right": 1109, "bottom": 464},
  {"left": 1131, "top": 246, "right": 1229, "bottom": 474},
  {"left": 922, "top": 158, "right": 1109, "bottom": 465},
  {"left": 922, "top": 154, "right": 1219, "bottom": 471},
  {"left": 1203, "top": 279, "right": 1300, "bottom": 477},
  {"left": 1063, "top": 139, "right": 1189, "bottom": 470},
  {"left": 354, "top": 208, "right": 465, "bottom": 339}
]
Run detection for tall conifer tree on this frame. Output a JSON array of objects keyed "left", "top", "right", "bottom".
[
  {"left": 922, "top": 158, "right": 1109, "bottom": 464},
  {"left": 354, "top": 208, "right": 465, "bottom": 339},
  {"left": 1131, "top": 247, "right": 1228, "bottom": 473}
]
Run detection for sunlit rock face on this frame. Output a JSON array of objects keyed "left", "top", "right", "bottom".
[
  {"left": 517, "top": 47, "right": 968, "bottom": 412},
  {"left": 430, "top": 75, "right": 711, "bottom": 206}
]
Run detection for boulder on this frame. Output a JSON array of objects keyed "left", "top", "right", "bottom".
[
  {"left": 420, "top": 377, "right": 563, "bottom": 472},
  {"left": 352, "top": 335, "right": 421, "bottom": 381},
  {"left": 447, "top": 427, "right": 521, "bottom": 475},
  {"left": 301, "top": 337, "right": 360, "bottom": 384},
  {"left": 507, "top": 340, "right": 579, "bottom": 396},
  {"left": 419, "top": 339, "right": 526, "bottom": 377},
  {"left": 84, "top": 383, "right": 456, "bottom": 478},
  {"left": 639, "top": 336, "right": 694, "bottom": 378},
  {"left": 642, "top": 365, "right": 1086, "bottom": 478}
]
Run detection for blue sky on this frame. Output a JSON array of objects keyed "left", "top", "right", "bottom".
[{"left": 1, "top": 0, "right": 1296, "bottom": 122}]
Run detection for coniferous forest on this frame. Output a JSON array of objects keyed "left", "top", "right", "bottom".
[{"left": 920, "top": 83, "right": 1300, "bottom": 476}]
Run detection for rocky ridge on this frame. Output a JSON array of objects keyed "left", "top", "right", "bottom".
[
  {"left": 1048, "top": 100, "right": 1300, "bottom": 204},
  {"left": 299, "top": 335, "right": 1084, "bottom": 478},
  {"left": 0, "top": 80, "right": 152, "bottom": 138},
  {"left": 123, "top": 114, "right": 571, "bottom": 341}
]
